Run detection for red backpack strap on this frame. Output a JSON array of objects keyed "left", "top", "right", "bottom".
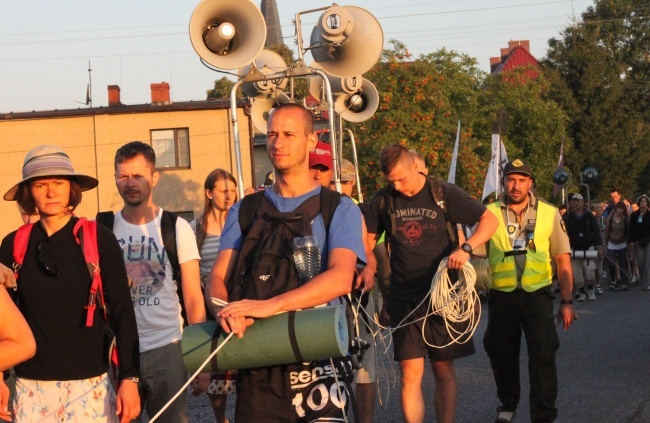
[
  {"left": 12, "top": 223, "right": 35, "bottom": 281},
  {"left": 73, "top": 218, "right": 103, "bottom": 327},
  {"left": 73, "top": 218, "right": 120, "bottom": 373}
]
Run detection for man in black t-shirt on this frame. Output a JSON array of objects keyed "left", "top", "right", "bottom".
[{"left": 360, "top": 145, "right": 498, "bottom": 423}]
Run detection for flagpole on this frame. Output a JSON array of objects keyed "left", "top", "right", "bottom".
[
  {"left": 495, "top": 134, "right": 500, "bottom": 198},
  {"left": 448, "top": 120, "right": 461, "bottom": 183}
]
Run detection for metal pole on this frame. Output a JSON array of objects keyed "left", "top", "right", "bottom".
[
  {"left": 314, "top": 68, "right": 340, "bottom": 193},
  {"left": 230, "top": 81, "right": 246, "bottom": 200},
  {"left": 347, "top": 129, "right": 363, "bottom": 203}
]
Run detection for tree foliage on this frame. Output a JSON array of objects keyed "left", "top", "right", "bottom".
[
  {"left": 349, "top": 41, "right": 488, "bottom": 198},
  {"left": 349, "top": 41, "right": 568, "bottom": 202},
  {"left": 475, "top": 67, "right": 569, "bottom": 199},
  {"left": 542, "top": 0, "right": 650, "bottom": 199},
  {"left": 206, "top": 76, "right": 235, "bottom": 100}
]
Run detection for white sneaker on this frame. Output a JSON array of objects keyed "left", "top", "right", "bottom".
[
  {"left": 578, "top": 293, "right": 587, "bottom": 302},
  {"left": 587, "top": 290, "right": 596, "bottom": 301},
  {"left": 630, "top": 276, "right": 637, "bottom": 284}
]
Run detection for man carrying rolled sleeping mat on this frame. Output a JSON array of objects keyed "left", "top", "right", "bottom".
[{"left": 205, "top": 103, "right": 366, "bottom": 423}]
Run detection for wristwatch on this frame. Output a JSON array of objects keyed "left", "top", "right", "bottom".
[
  {"left": 460, "top": 242, "right": 473, "bottom": 254},
  {"left": 124, "top": 376, "right": 140, "bottom": 384}
]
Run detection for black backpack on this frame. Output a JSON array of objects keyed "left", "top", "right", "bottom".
[
  {"left": 228, "top": 189, "right": 341, "bottom": 302},
  {"left": 378, "top": 173, "right": 457, "bottom": 247},
  {"left": 96, "top": 210, "right": 189, "bottom": 326}
]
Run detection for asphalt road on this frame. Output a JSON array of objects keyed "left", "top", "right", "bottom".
[{"left": 153, "top": 283, "right": 650, "bottom": 422}]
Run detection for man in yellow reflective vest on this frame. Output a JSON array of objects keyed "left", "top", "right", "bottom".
[{"left": 483, "top": 159, "right": 577, "bottom": 423}]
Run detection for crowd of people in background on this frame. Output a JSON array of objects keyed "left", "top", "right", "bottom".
[{"left": 561, "top": 189, "right": 650, "bottom": 299}]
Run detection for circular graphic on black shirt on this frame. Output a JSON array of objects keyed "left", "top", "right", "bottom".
[{"left": 402, "top": 220, "right": 423, "bottom": 246}]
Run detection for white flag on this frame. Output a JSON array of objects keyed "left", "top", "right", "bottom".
[
  {"left": 482, "top": 134, "right": 508, "bottom": 201},
  {"left": 448, "top": 120, "right": 461, "bottom": 183}
]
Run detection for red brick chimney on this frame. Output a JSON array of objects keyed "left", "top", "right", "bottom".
[
  {"left": 151, "top": 82, "right": 170, "bottom": 105},
  {"left": 508, "top": 40, "right": 530, "bottom": 53},
  {"left": 490, "top": 57, "right": 501, "bottom": 73},
  {"left": 107, "top": 85, "right": 121, "bottom": 106}
]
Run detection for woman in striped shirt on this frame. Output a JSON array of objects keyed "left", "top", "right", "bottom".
[{"left": 190, "top": 168, "right": 237, "bottom": 423}]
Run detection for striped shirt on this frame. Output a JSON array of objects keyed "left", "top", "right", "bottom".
[{"left": 190, "top": 218, "right": 221, "bottom": 288}]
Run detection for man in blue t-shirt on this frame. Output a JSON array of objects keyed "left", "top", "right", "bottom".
[{"left": 206, "top": 104, "right": 365, "bottom": 422}]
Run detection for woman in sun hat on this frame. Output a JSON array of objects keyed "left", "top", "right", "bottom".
[{"left": 0, "top": 145, "right": 140, "bottom": 423}]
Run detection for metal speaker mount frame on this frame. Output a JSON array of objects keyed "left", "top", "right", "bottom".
[{"left": 238, "top": 49, "right": 289, "bottom": 98}]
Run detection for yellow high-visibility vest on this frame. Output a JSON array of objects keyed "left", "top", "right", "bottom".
[{"left": 487, "top": 201, "right": 555, "bottom": 292}]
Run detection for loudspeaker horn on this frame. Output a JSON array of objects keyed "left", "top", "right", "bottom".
[
  {"left": 251, "top": 93, "right": 291, "bottom": 134},
  {"left": 238, "top": 49, "right": 289, "bottom": 98},
  {"left": 309, "top": 5, "right": 383, "bottom": 78},
  {"left": 308, "top": 63, "right": 363, "bottom": 102},
  {"left": 189, "top": 0, "right": 266, "bottom": 70},
  {"left": 334, "top": 79, "right": 379, "bottom": 123},
  {"left": 581, "top": 167, "right": 599, "bottom": 184},
  {"left": 552, "top": 169, "right": 568, "bottom": 185}
]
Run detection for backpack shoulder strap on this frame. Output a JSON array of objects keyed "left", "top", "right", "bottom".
[
  {"left": 161, "top": 210, "right": 180, "bottom": 282},
  {"left": 72, "top": 218, "right": 105, "bottom": 327},
  {"left": 161, "top": 210, "right": 188, "bottom": 326},
  {"left": 378, "top": 185, "right": 397, "bottom": 238},
  {"left": 95, "top": 211, "right": 115, "bottom": 230},
  {"left": 428, "top": 175, "right": 457, "bottom": 247},
  {"left": 74, "top": 217, "right": 121, "bottom": 371},
  {"left": 319, "top": 188, "right": 342, "bottom": 233},
  {"left": 12, "top": 224, "right": 35, "bottom": 279},
  {"left": 238, "top": 191, "right": 265, "bottom": 237}
]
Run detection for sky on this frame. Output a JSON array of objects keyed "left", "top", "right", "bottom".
[{"left": 0, "top": 0, "right": 593, "bottom": 113}]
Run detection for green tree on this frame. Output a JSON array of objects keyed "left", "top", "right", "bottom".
[
  {"left": 348, "top": 41, "right": 567, "bottom": 201},
  {"left": 542, "top": 0, "right": 650, "bottom": 199},
  {"left": 206, "top": 76, "right": 236, "bottom": 100},
  {"left": 475, "top": 67, "right": 569, "bottom": 200},
  {"left": 349, "top": 41, "right": 489, "bottom": 198}
]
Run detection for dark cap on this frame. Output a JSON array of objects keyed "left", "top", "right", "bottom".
[{"left": 503, "top": 159, "right": 533, "bottom": 178}]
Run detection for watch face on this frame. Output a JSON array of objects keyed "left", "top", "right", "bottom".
[{"left": 462, "top": 243, "right": 472, "bottom": 253}]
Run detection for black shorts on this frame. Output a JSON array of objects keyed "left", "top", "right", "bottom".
[{"left": 388, "top": 297, "right": 476, "bottom": 362}]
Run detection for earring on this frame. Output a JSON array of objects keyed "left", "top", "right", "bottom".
[{"left": 208, "top": 196, "right": 213, "bottom": 200}]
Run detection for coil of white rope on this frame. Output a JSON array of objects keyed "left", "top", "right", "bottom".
[{"left": 425, "top": 258, "right": 480, "bottom": 348}]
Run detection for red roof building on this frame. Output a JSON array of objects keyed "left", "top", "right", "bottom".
[{"left": 490, "top": 40, "right": 539, "bottom": 79}]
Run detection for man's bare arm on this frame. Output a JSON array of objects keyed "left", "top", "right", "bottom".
[{"left": 180, "top": 259, "right": 206, "bottom": 324}]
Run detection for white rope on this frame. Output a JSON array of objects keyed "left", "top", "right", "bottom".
[
  {"left": 148, "top": 332, "right": 234, "bottom": 423},
  {"left": 354, "top": 258, "right": 481, "bottom": 352},
  {"left": 424, "top": 258, "right": 480, "bottom": 348},
  {"left": 349, "top": 290, "right": 396, "bottom": 411}
]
